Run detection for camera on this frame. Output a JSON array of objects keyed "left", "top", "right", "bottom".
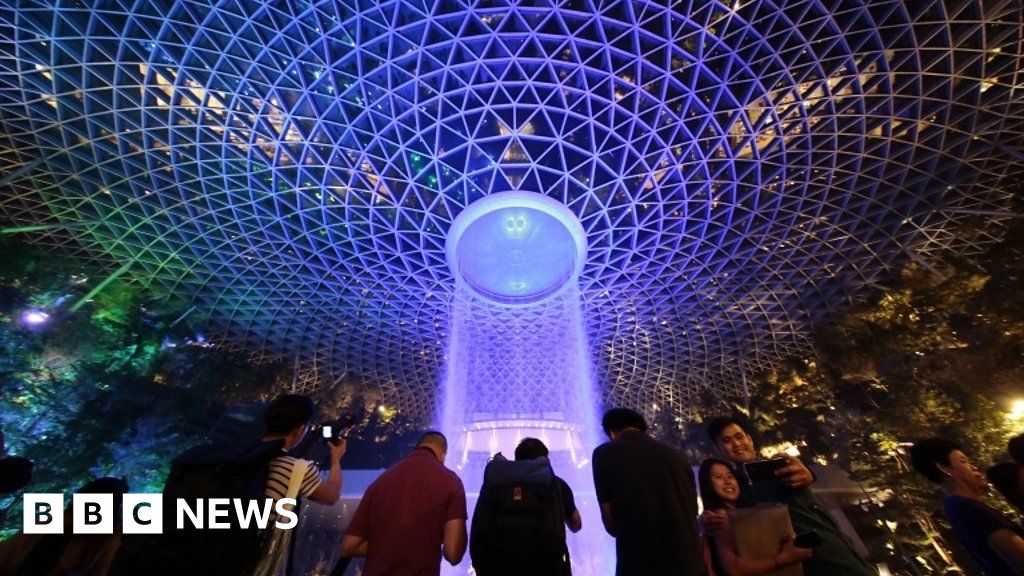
[{"left": 320, "top": 413, "right": 360, "bottom": 445}]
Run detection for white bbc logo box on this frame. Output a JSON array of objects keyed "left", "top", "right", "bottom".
[
  {"left": 22, "top": 494, "right": 296, "bottom": 534},
  {"left": 24, "top": 493, "right": 163, "bottom": 534}
]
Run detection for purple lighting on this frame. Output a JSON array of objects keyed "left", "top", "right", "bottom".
[
  {"left": 19, "top": 310, "right": 49, "bottom": 326},
  {"left": 441, "top": 193, "right": 611, "bottom": 576},
  {"left": 0, "top": 0, "right": 1020, "bottom": 435},
  {"left": 447, "top": 191, "right": 587, "bottom": 306}
]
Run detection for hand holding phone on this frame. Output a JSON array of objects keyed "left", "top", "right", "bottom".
[
  {"left": 743, "top": 458, "right": 788, "bottom": 483},
  {"left": 774, "top": 454, "right": 815, "bottom": 488},
  {"left": 327, "top": 436, "right": 347, "bottom": 460},
  {"left": 793, "top": 530, "right": 822, "bottom": 549},
  {"left": 778, "top": 535, "right": 815, "bottom": 566}
]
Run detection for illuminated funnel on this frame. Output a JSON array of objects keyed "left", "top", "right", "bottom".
[
  {"left": 441, "top": 192, "right": 611, "bottom": 576},
  {"left": 446, "top": 191, "right": 587, "bottom": 307},
  {"left": 442, "top": 191, "right": 593, "bottom": 463}
]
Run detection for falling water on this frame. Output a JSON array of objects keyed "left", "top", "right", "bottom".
[{"left": 438, "top": 286, "right": 615, "bottom": 576}]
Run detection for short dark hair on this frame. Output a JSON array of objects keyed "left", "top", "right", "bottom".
[
  {"left": 417, "top": 431, "right": 448, "bottom": 452},
  {"left": 697, "top": 458, "right": 736, "bottom": 511},
  {"left": 705, "top": 415, "right": 747, "bottom": 443},
  {"left": 1009, "top": 434, "right": 1024, "bottom": 464},
  {"left": 909, "top": 438, "right": 960, "bottom": 484},
  {"left": 515, "top": 438, "right": 549, "bottom": 461},
  {"left": 78, "top": 476, "right": 130, "bottom": 517},
  {"left": 987, "top": 462, "right": 1024, "bottom": 512},
  {"left": 264, "top": 394, "right": 316, "bottom": 435},
  {"left": 78, "top": 476, "right": 130, "bottom": 496},
  {"left": 601, "top": 408, "right": 647, "bottom": 435}
]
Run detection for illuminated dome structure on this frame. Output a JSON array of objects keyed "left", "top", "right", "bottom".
[{"left": 1, "top": 0, "right": 1023, "bottom": 421}]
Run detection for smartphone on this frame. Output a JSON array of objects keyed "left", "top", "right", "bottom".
[
  {"left": 321, "top": 425, "right": 333, "bottom": 439},
  {"left": 743, "top": 457, "right": 788, "bottom": 482},
  {"left": 794, "top": 530, "right": 822, "bottom": 548}
]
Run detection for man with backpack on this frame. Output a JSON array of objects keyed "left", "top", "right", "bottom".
[
  {"left": 470, "top": 438, "right": 581, "bottom": 576},
  {"left": 513, "top": 438, "right": 582, "bottom": 534}
]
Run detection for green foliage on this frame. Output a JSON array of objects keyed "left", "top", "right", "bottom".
[
  {"left": 692, "top": 224, "right": 1024, "bottom": 575},
  {"left": 0, "top": 239, "right": 268, "bottom": 538}
]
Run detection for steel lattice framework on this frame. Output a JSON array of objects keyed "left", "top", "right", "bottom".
[{"left": 1, "top": 0, "right": 1023, "bottom": 418}]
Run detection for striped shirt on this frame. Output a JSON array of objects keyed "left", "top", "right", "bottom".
[{"left": 264, "top": 455, "right": 321, "bottom": 501}]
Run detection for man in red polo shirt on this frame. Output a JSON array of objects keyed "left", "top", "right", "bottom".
[{"left": 341, "top": 431, "right": 468, "bottom": 575}]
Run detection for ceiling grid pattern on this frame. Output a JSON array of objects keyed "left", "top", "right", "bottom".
[{"left": 0, "top": 0, "right": 1022, "bottom": 417}]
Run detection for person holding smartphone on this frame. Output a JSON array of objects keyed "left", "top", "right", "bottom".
[
  {"left": 705, "top": 416, "right": 874, "bottom": 576},
  {"left": 698, "top": 458, "right": 813, "bottom": 575}
]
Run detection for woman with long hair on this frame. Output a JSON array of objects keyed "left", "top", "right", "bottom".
[{"left": 697, "top": 458, "right": 812, "bottom": 576}]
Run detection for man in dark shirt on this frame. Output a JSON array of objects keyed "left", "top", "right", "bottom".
[
  {"left": 706, "top": 415, "right": 874, "bottom": 576},
  {"left": 911, "top": 437, "right": 1024, "bottom": 575},
  {"left": 592, "top": 408, "right": 704, "bottom": 576},
  {"left": 341, "top": 431, "right": 468, "bottom": 576}
]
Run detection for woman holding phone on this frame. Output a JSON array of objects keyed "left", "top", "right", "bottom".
[{"left": 698, "top": 458, "right": 813, "bottom": 576}]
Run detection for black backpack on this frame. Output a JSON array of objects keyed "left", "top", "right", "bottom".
[
  {"left": 111, "top": 439, "right": 285, "bottom": 576},
  {"left": 470, "top": 455, "right": 570, "bottom": 576}
]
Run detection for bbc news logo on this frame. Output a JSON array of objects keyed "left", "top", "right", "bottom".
[{"left": 23, "top": 494, "right": 299, "bottom": 534}]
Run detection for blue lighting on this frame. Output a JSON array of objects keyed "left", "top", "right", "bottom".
[
  {"left": 0, "top": 3, "right": 1020, "bottom": 573},
  {"left": 447, "top": 192, "right": 587, "bottom": 306},
  {"left": 456, "top": 207, "right": 573, "bottom": 302},
  {"left": 0, "top": 0, "right": 1019, "bottom": 422},
  {"left": 19, "top": 310, "right": 49, "bottom": 326}
]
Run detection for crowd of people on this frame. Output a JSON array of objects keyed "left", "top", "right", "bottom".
[{"left": 2, "top": 395, "right": 1024, "bottom": 575}]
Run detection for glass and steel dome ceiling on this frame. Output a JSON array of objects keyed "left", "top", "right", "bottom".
[{"left": 0, "top": 1, "right": 1022, "bottom": 417}]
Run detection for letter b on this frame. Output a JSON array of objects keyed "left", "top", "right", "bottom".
[
  {"left": 73, "top": 494, "right": 113, "bottom": 534},
  {"left": 37, "top": 502, "right": 52, "bottom": 524},
  {"left": 24, "top": 494, "right": 64, "bottom": 534},
  {"left": 85, "top": 502, "right": 102, "bottom": 525}
]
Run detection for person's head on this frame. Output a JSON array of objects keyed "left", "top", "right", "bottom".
[
  {"left": 601, "top": 408, "right": 648, "bottom": 440},
  {"left": 77, "top": 476, "right": 130, "bottom": 518},
  {"left": 910, "top": 438, "right": 987, "bottom": 496},
  {"left": 264, "top": 394, "right": 316, "bottom": 449},
  {"left": 515, "top": 437, "right": 549, "bottom": 461},
  {"left": 987, "top": 462, "right": 1024, "bottom": 512},
  {"left": 0, "top": 456, "right": 33, "bottom": 495},
  {"left": 417, "top": 431, "right": 448, "bottom": 463},
  {"left": 1009, "top": 433, "right": 1024, "bottom": 464},
  {"left": 706, "top": 416, "right": 757, "bottom": 464},
  {"left": 78, "top": 476, "right": 130, "bottom": 495},
  {"left": 698, "top": 458, "right": 741, "bottom": 511}
]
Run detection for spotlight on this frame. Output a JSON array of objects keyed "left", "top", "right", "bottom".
[
  {"left": 19, "top": 309, "right": 49, "bottom": 326},
  {"left": 1008, "top": 399, "right": 1024, "bottom": 421}
]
